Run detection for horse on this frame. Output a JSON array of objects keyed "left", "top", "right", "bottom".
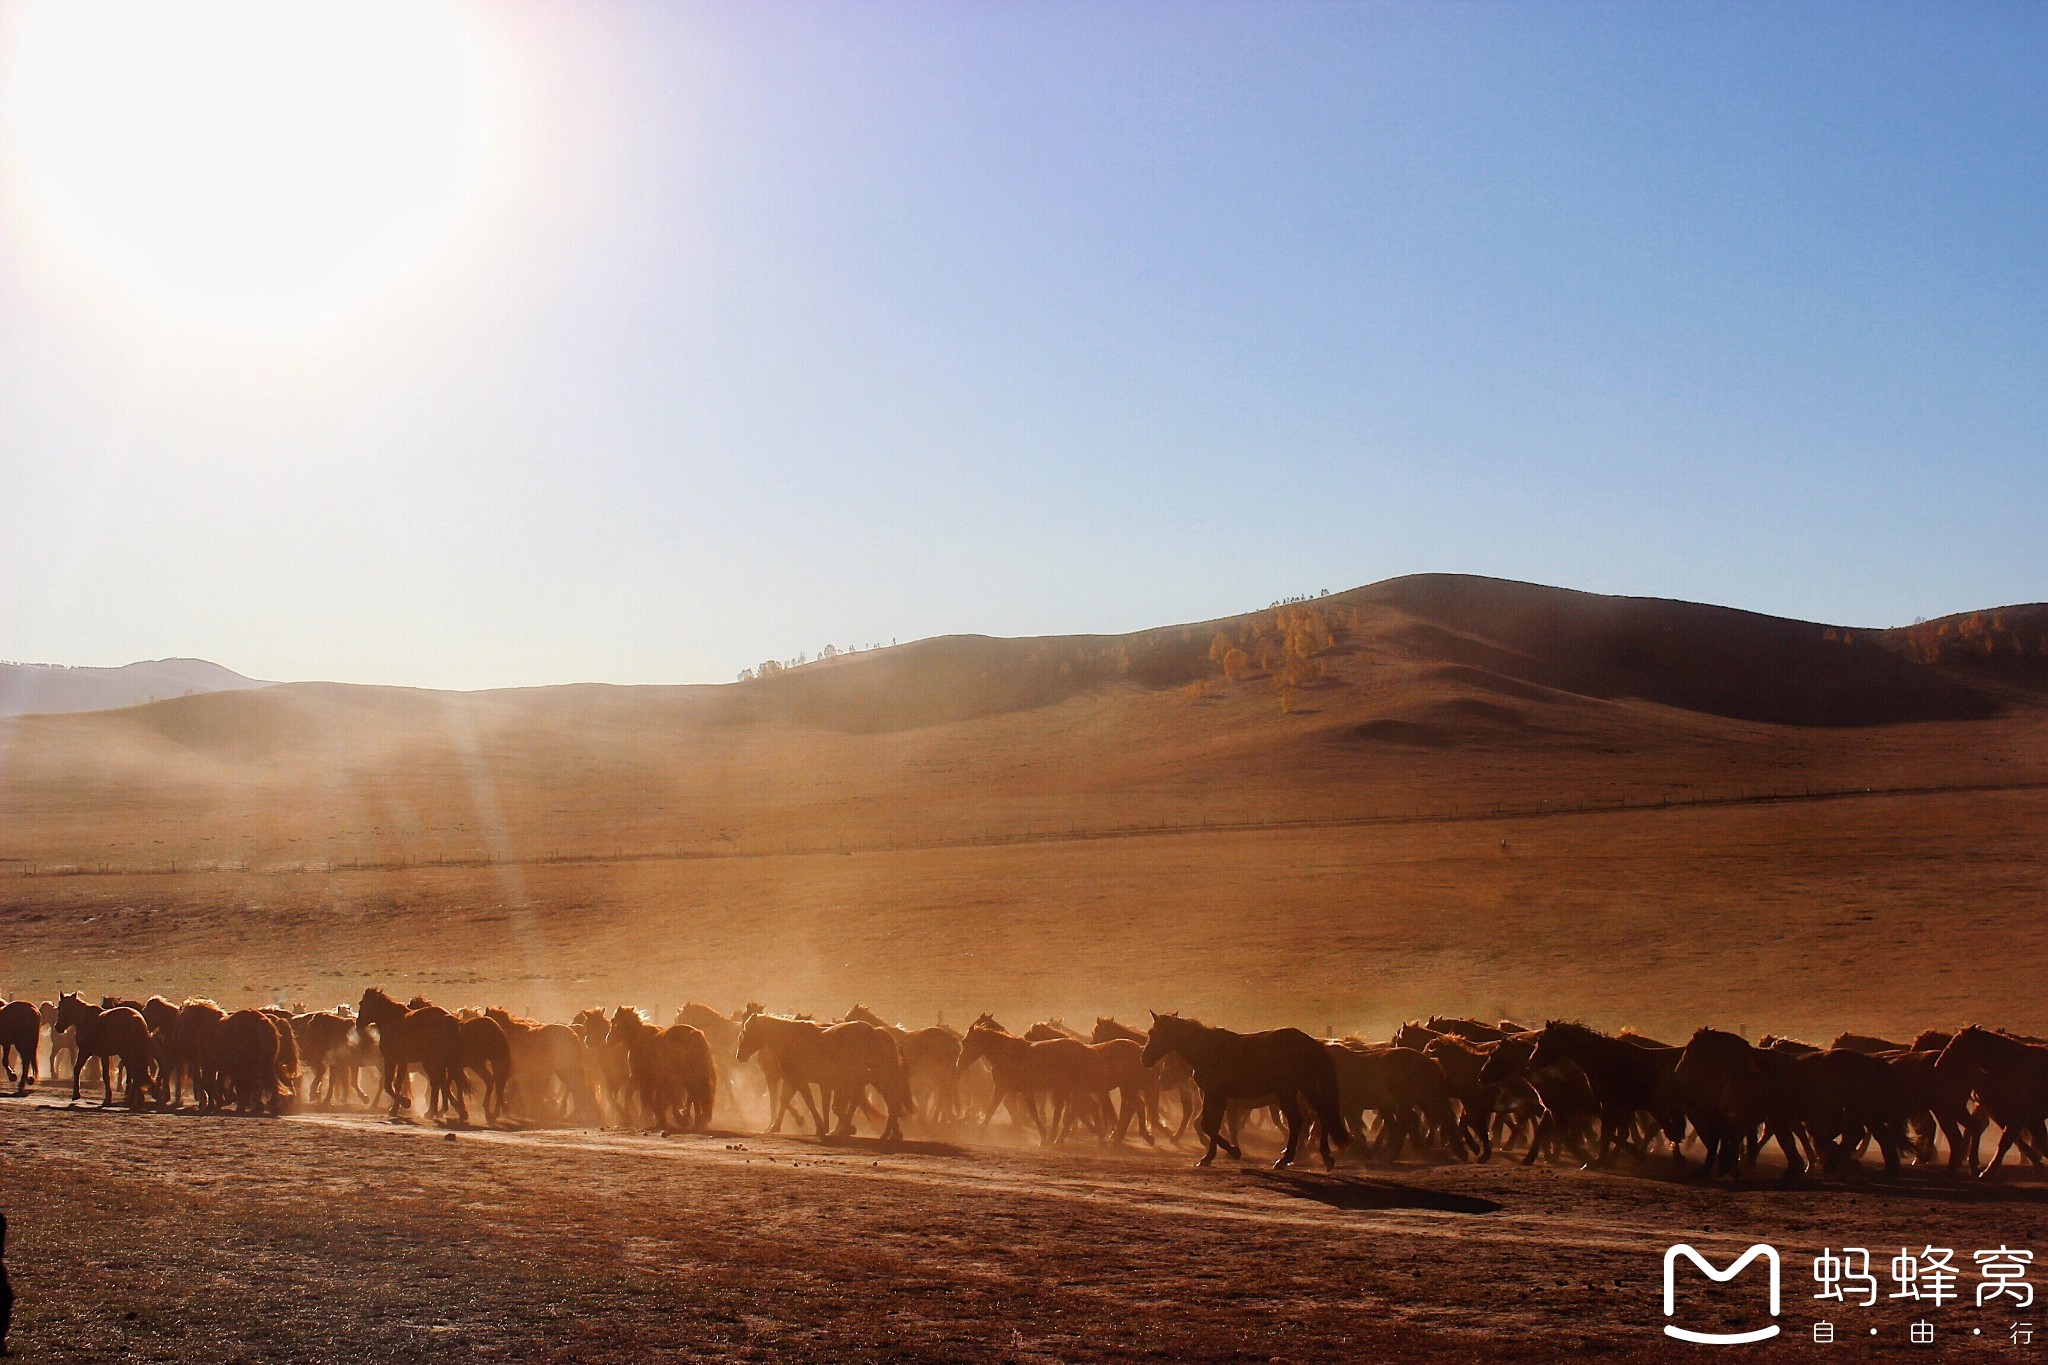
[
  {"left": 456, "top": 1015, "right": 513, "bottom": 1124},
  {"left": 1673, "top": 1027, "right": 1808, "bottom": 1179},
  {"left": 0, "top": 1001, "right": 39, "bottom": 1096},
  {"left": 573, "top": 1007, "right": 637, "bottom": 1125},
  {"left": 292, "top": 1011, "right": 365, "bottom": 1106},
  {"left": 606, "top": 1009, "right": 715, "bottom": 1132},
  {"left": 1391, "top": 1020, "right": 1443, "bottom": 1052},
  {"left": 1020, "top": 1022, "right": 1155, "bottom": 1144},
  {"left": 1088, "top": 1037, "right": 1161, "bottom": 1145},
  {"left": 1095, "top": 1016, "right": 1200, "bottom": 1141},
  {"left": 1476, "top": 1033, "right": 1600, "bottom": 1165},
  {"left": 734, "top": 1003, "right": 814, "bottom": 1133},
  {"left": 1526, "top": 1022, "right": 1685, "bottom": 1169},
  {"left": 738, "top": 1013, "right": 911, "bottom": 1140},
  {"left": 1884, "top": 1048, "right": 1983, "bottom": 1174},
  {"left": 55, "top": 993, "right": 151, "bottom": 1108},
  {"left": 845, "top": 1005, "right": 964, "bottom": 1126},
  {"left": 1934, "top": 1026, "right": 2048, "bottom": 1179},
  {"left": 356, "top": 988, "right": 467, "bottom": 1122},
  {"left": 1141, "top": 1012, "right": 1348, "bottom": 1170},
  {"left": 487, "top": 1008, "right": 599, "bottom": 1124},
  {"left": 674, "top": 1003, "right": 749, "bottom": 1122},
  {"left": 204, "top": 1009, "right": 290, "bottom": 1115},
  {"left": 959, "top": 1019, "right": 1107, "bottom": 1146},
  {"left": 1786, "top": 1048, "right": 1906, "bottom": 1178},
  {"left": 1421, "top": 1033, "right": 1500, "bottom": 1159},
  {"left": 1326, "top": 1041, "right": 1463, "bottom": 1162}
]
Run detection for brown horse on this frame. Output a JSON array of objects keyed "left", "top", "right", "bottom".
[
  {"left": 1141, "top": 1012, "right": 1348, "bottom": 1170},
  {"left": 738, "top": 1013, "right": 911, "bottom": 1140},
  {"left": 1526, "top": 1022, "right": 1686, "bottom": 1169},
  {"left": 960, "top": 1019, "right": 1107, "bottom": 1146},
  {"left": 1421, "top": 1033, "right": 1500, "bottom": 1159},
  {"left": 674, "top": 1003, "right": 748, "bottom": 1121},
  {"left": 0, "top": 1001, "right": 39, "bottom": 1096},
  {"left": 1673, "top": 1027, "right": 1807, "bottom": 1179},
  {"left": 357, "top": 988, "right": 467, "bottom": 1122},
  {"left": 606, "top": 1009, "right": 715, "bottom": 1132},
  {"left": 573, "top": 1007, "right": 637, "bottom": 1124},
  {"left": 1095, "top": 1016, "right": 1200, "bottom": 1141},
  {"left": 55, "top": 993, "right": 150, "bottom": 1107},
  {"left": 487, "top": 1009, "right": 599, "bottom": 1124},
  {"left": 1475, "top": 1033, "right": 1599, "bottom": 1165},
  {"left": 1327, "top": 1041, "right": 1464, "bottom": 1162},
  {"left": 845, "top": 1005, "right": 964, "bottom": 1125},
  {"left": 292, "top": 1011, "right": 366, "bottom": 1107},
  {"left": 456, "top": 1015, "right": 512, "bottom": 1124},
  {"left": 201, "top": 1010, "right": 290, "bottom": 1115},
  {"left": 1934, "top": 1026, "right": 2048, "bottom": 1179}
]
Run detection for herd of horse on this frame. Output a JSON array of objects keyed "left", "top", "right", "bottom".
[{"left": 6, "top": 990, "right": 2048, "bottom": 1182}]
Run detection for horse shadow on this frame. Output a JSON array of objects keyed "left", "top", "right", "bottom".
[{"left": 1252, "top": 1170, "right": 1502, "bottom": 1214}]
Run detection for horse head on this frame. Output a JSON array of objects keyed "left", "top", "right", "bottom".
[
  {"left": 1139, "top": 1011, "right": 1186, "bottom": 1069},
  {"left": 604, "top": 1007, "right": 647, "bottom": 1049},
  {"left": 734, "top": 1010, "right": 768, "bottom": 1062}
]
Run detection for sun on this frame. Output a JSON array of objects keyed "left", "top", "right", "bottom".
[{"left": 0, "top": 0, "right": 491, "bottom": 325}]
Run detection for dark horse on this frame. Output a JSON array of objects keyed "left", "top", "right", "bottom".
[
  {"left": 1141, "top": 1011, "right": 1349, "bottom": 1170},
  {"left": 1935, "top": 1026, "right": 2048, "bottom": 1179},
  {"left": 1526, "top": 1021, "right": 1685, "bottom": 1168},
  {"left": 356, "top": 988, "right": 467, "bottom": 1122},
  {"left": 0, "top": 1001, "right": 39, "bottom": 1097},
  {"left": 55, "top": 993, "right": 150, "bottom": 1108}
]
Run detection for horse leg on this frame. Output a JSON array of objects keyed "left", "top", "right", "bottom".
[
  {"left": 800, "top": 1081, "right": 832, "bottom": 1139},
  {"left": 1980, "top": 1123, "right": 2018, "bottom": 1180},
  {"left": 1195, "top": 1093, "right": 1229, "bottom": 1167},
  {"left": 1521, "top": 1111, "right": 1554, "bottom": 1167},
  {"left": 1273, "top": 1095, "right": 1305, "bottom": 1170}
]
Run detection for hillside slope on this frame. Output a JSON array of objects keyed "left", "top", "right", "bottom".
[
  {"left": 2, "top": 575, "right": 2045, "bottom": 1036},
  {"left": 0, "top": 657, "right": 268, "bottom": 717}
]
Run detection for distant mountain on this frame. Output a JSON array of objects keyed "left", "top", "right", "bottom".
[{"left": 0, "top": 658, "right": 269, "bottom": 717}]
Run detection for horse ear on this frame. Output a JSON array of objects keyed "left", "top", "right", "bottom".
[{"left": 1148, "top": 1009, "right": 1160, "bottom": 1023}]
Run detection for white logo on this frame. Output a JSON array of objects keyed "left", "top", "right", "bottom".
[{"left": 1663, "top": 1243, "right": 1782, "bottom": 1345}]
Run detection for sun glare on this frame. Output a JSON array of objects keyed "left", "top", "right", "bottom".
[{"left": 0, "top": 0, "right": 490, "bottom": 325}]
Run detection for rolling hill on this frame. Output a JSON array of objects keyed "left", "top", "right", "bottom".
[
  {"left": 1, "top": 574, "right": 2045, "bottom": 1038},
  {"left": 0, "top": 657, "right": 268, "bottom": 718}
]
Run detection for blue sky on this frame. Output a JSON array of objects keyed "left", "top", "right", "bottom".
[{"left": 1, "top": 0, "right": 2043, "bottom": 688}]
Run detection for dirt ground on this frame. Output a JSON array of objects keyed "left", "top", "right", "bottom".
[{"left": 5, "top": 1096, "right": 2048, "bottom": 1362}]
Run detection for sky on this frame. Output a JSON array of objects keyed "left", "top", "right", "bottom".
[{"left": 0, "top": 0, "right": 2043, "bottom": 690}]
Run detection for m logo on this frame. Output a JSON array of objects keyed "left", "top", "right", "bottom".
[{"left": 1663, "top": 1243, "right": 1782, "bottom": 1344}]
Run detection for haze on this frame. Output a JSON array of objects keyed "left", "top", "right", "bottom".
[{"left": 1, "top": 0, "right": 2043, "bottom": 689}]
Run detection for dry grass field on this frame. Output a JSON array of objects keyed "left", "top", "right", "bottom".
[{"left": 4, "top": 574, "right": 2048, "bottom": 1360}]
